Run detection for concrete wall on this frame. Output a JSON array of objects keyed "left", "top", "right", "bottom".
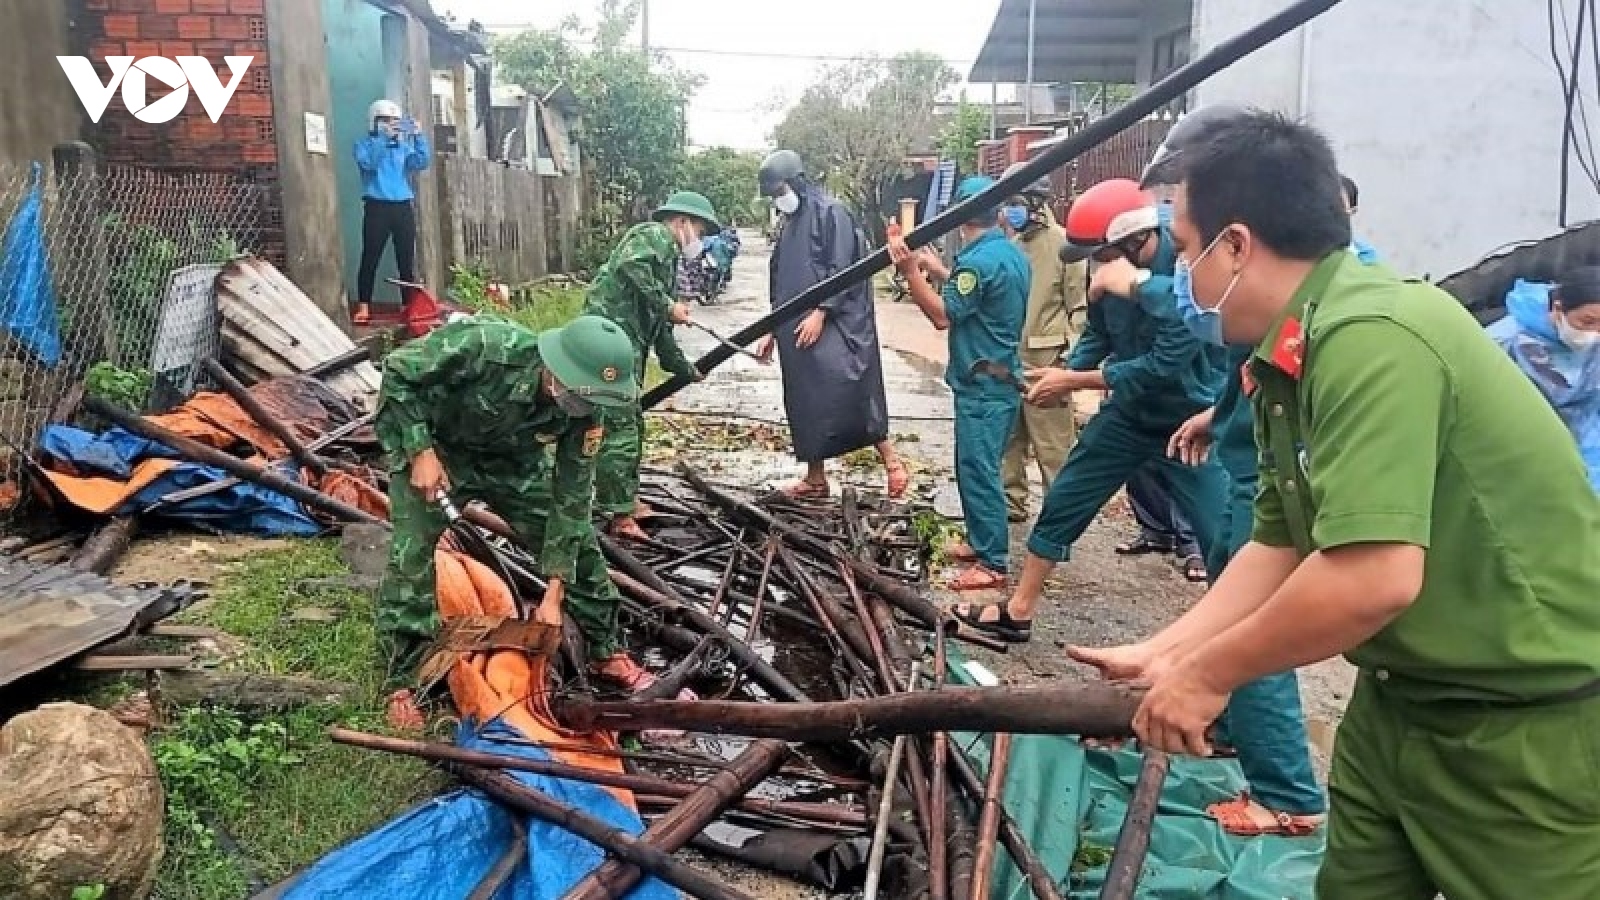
[
  {"left": 0, "top": 0, "right": 81, "bottom": 169},
  {"left": 1135, "top": 0, "right": 1195, "bottom": 86},
  {"left": 267, "top": 0, "right": 346, "bottom": 322},
  {"left": 1193, "top": 0, "right": 1600, "bottom": 279}
]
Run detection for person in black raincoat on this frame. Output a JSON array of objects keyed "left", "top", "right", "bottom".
[{"left": 756, "top": 149, "right": 908, "bottom": 498}]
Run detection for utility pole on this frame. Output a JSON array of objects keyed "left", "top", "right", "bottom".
[
  {"left": 1024, "top": 0, "right": 1036, "bottom": 124},
  {"left": 641, "top": 0, "right": 650, "bottom": 57}
]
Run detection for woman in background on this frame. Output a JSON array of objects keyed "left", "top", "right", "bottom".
[
  {"left": 1488, "top": 267, "right": 1600, "bottom": 490},
  {"left": 352, "top": 99, "right": 432, "bottom": 325}
]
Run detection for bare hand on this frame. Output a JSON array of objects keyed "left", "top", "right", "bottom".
[
  {"left": 1089, "top": 257, "right": 1140, "bottom": 301},
  {"left": 1167, "top": 409, "right": 1215, "bottom": 466},
  {"left": 1023, "top": 367, "right": 1078, "bottom": 406},
  {"left": 794, "top": 309, "right": 826, "bottom": 349},
  {"left": 755, "top": 334, "right": 776, "bottom": 364},
  {"left": 669, "top": 302, "right": 691, "bottom": 325},
  {"left": 1068, "top": 642, "right": 1164, "bottom": 686},
  {"left": 409, "top": 448, "right": 448, "bottom": 500},
  {"left": 1132, "top": 660, "right": 1228, "bottom": 757},
  {"left": 887, "top": 233, "right": 915, "bottom": 270},
  {"left": 537, "top": 578, "right": 565, "bottom": 626}
]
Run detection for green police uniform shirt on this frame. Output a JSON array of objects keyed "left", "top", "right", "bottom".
[
  {"left": 1249, "top": 251, "right": 1600, "bottom": 704},
  {"left": 1067, "top": 227, "right": 1226, "bottom": 430},
  {"left": 582, "top": 221, "right": 696, "bottom": 383},
  {"left": 375, "top": 319, "right": 607, "bottom": 583},
  {"left": 942, "top": 227, "right": 1029, "bottom": 395}
]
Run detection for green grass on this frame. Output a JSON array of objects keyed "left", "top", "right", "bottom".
[{"left": 149, "top": 541, "right": 444, "bottom": 900}]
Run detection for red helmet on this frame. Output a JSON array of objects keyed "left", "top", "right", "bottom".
[{"left": 1062, "top": 179, "right": 1159, "bottom": 263}]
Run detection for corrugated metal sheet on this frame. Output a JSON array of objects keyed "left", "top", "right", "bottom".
[
  {"left": 215, "top": 257, "right": 382, "bottom": 411},
  {"left": 0, "top": 555, "right": 171, "bottom": 689},
  {"left": 1436, "top": 221, "right": 1600, "bottom": 324}
]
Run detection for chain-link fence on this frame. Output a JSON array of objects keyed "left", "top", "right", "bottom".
[{"left": 0, "top": 144, "right": 272, "bottom": 510}]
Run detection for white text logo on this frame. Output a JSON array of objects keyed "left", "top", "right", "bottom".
[{"left": 56, "top": 56, "right": 254, "bottom": 124}]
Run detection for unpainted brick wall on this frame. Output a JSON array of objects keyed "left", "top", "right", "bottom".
[{"left": 78, "top": 0, "right": 285, "bottom": 263}]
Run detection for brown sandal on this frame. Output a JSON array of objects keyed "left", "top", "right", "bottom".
[
  {"left": 1207, "top": 795, "right": 1324, "bottom": 837},
  {"left": 779, "top": 478, "right": 831, "bottom": 500}
]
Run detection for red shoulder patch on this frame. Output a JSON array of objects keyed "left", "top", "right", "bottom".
[{"left": 1270, "top": 317, "right": 1306, "bottom": 380}]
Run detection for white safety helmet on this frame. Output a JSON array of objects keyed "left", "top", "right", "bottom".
[{"left": 369, "top": 99, "right": 402, "bottom": 128}]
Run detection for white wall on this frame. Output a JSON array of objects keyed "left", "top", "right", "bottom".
[{"left": 1192, "top": 0, "right": 1600, "bottom": 279}]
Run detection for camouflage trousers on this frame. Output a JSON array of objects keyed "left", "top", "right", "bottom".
[
  {"left": 594, "top": 405, "right": 644, "bottom": 518},
  {"left": 376, "top": 461, "right": 623, "bottom": 684}
]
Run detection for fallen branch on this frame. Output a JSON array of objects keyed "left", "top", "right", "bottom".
[
  {"left": 455, "top": 765, "right": 754, "bottom": 900},
  {"left": 563, "top": 684, "right": 1142, "bottom": 742},
  {"left": 560, "top": 739, "right": 789, "bottom": 900}
]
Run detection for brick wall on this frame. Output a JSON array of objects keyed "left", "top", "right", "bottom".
[{"left": 78, "top": 0, "right": 284, "bottom": 263}]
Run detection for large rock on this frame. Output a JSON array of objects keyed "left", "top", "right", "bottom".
[{"left": 0, "top": 703, "right": 164, "bottom": 899}]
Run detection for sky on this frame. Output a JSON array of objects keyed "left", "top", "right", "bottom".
[{"left": 432, "top": 0, "right": 1006, "bottom": 151}]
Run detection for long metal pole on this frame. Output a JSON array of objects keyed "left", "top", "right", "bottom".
[
  {"left": 1025, "top": 0, "right": 1037, "bottom": 124},
  {"left": 990, "top": 80, "right": 999, "bottom": 139},
  {"left": 642, "top": 0, "right": 1348, "bottom": 408}
]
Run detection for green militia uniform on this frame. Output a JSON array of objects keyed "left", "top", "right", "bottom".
[
  {"left": 581, "top": 222, "right": 697, "bottom": 518},
  {"left": 374, "top": 319, "right": 623, "bottom": 676}
]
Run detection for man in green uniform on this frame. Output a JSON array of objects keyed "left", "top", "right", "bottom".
[
  {"left": 888, "top": 175, "right": 1029, "bottom": 592},
  {"left": 583, "top": 191, "right": 720, "bottom": 541},
  {"left": 996, "top": 163, "right": 1088, "bottom": 523},
  {"left": 951, "top": 178, "right": 1228, "bottom": 641},
  {"left": 375, "top": 315, "right": 672, "bottom": 704},
  {"left": 1075, "top": 111, "right": 1600, "bottom": 897}
]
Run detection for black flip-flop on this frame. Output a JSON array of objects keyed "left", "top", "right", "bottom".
[
  {"left": 1116, "top": 536, "right": 1174, "bottom": 556},
  {"left": 1180, "top": 554, "right": 1209, "bottom": 583},
  {"left": 952, "top": 602, "right": 1033, "bottom": 644}
]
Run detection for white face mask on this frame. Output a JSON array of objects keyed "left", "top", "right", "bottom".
[
  {"left": 678, "top": 223, "right": 703, "bottom": 260},
  {"left": 1557, "top": 312, "right": 1600, "bottom": 349},
  {"left": 773, "top": 190, "right": 800, "bottom": 216}
]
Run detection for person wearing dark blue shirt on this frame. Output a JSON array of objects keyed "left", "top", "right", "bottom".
[
  {"left": 352, "top": 98, "right": 432, "bottom": 325},
  {"left": 889, "top": 176, "right": 1029, "bottom": 592}
]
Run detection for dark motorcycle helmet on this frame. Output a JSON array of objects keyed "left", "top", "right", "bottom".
[
  {"left": 1139, "top": 105, "right": 1251, "bottom": 189},
  {"left": 758, "top": 149, "right": 805, "bottom": 197}
]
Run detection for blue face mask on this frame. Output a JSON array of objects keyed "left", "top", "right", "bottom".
[
  {"left": 1173, "top": 231, "right": 1240, "bottom": 347},
  {"left": 1002, "top": 205, "right": 1029, "bottom": 231}
]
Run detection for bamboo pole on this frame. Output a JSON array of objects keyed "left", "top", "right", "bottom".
[
  {"left": 1098, "top": 749, "right": 1170, "bottom": 900},
  {"left": 948, "top": 748, "right": 1064, "bottom": 900},
  {"left": 563, "top": 684, "right": 1141, "bottom": 742},
  {"left": 202, "top": 359, "right": 328, "bottom": 476},
  {"left": 969, "top": 733, "right": 1013, "bottom": 900},
  {"left": 560, "top": 739, "right": 789, "bottom": 900},
  {"left": 455, "top": 765, "right": 754, "bottom": 900}
]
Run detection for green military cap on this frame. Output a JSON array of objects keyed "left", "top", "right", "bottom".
[
  {"left": 537, "top": 315, "right": 639, "bottom": 408},
  {"left": 652, "top": 191, "right": 723, "bottom": 231}
]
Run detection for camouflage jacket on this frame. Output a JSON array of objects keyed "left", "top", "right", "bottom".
[
  {"left": 582, "top": 222, "right": 695, "bottom": 380},
  {"left": 375, "top": 319, "right": 608, "bottom": 582}
]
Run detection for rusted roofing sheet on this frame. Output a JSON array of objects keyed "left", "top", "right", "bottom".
[{"left": 0, "top": 555, "right": 166, "bottom": 689}]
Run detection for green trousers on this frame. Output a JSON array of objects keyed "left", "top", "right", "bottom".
[
  {"left": 1318, "top": 673, "right": 1600, "bottom": 898},
  {"left": 375, "top": 462, "right": 624, "bottom": 683},
  {"left": 594, "top": 405, "right": 643, "bottom": 519}
]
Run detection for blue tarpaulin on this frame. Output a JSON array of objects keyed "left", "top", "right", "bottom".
[
  {"left": 39, "top": 424, "right": 324, "bottom": 536},
  {"left": 0, "top": 162, "right": 63, "bottom": 367},
  {"left": 280, "top": 721, "right": 675, "bottom": 900}
]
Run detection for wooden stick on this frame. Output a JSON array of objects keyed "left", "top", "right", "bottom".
[
  {"left": 1098, "top": 749, "right": 1170, "bottom": 900},
  {"left": 328, "top": 728, "right": 863, "bottom": 826},
  {"left": 466, "top": 817, "right": 525, "bottom": 900},
  {"left": 69, "top": 515, "right": 139, "bottom": 575},
  {"left": 970, "top": 733, "right": 1013, "bottom": 900},
  {"left": 562, "top": 684, "right": 1141, "bottom": 742},
  {"left": 560, "top": 739, "right": 789, "bottom": 900},
  {"left": 455, "top": 765, "right": 754, "bottom": 900},
  {"left": 203, "top": 359, "right": 328, "bottom": 476},
  {"left": 83, "top": 397, "right": 386, "bottom": 527},
  {"left": 948, "top": 746, "right": 1065, "bottom": 900},
  {"left": 75, "top": 654, "right": 192, "bottom": 671},
  {"left": 929, "top": 633, "right": 951, "bottom": 900}
]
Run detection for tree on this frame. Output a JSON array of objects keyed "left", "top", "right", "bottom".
[
  {"left": 677, "top": 147, "right": 763, "bottom": 227},
  {"left": 938, "top": 99, "right": 989, "bottom": 173},
  {"left": 494, "top": 0, "right": 704, "bottom": 269},
  {"left": 770, "top": 52, "right": 957, "bottom": 242}
]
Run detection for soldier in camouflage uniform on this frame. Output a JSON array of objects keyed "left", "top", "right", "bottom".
[
  {"left": 375, "top": 314, "right": 676, "bottom": 716},
  {"left": 583, "top": 191, "right": 721, "bottom": 541}
]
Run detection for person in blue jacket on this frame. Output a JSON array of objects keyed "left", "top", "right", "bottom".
[
  {"left": 888, "top": 176, "right": 1029, "bottom": 592},
  {"left": 952, "top": 177, "right": 1228, "bottom": 640},
  {"left": 1487, "top": 268, "right": 1600, "bottom": 491},
  {"left": 1341, "top": 174, "right": 1380, "bottom": 264},
  {"left": 352, "top": 98, "right": 432, "bottom": 325}
]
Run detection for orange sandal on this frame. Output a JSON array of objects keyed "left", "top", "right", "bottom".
[
  {"left": 1207, "top": 795, "right": 1324, "bottom": 837},
  {"left": 352, "top": 305, "right": 372, "bottom": 326},
  {"left": 779, "top": 478, "right": 831, "bottom": 500},
  {"left": 946, "top": 564, "right": 1008, "bottom": 593},
  {"left": 885, "top": 463, "right": 910, "bottom": 499}
]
